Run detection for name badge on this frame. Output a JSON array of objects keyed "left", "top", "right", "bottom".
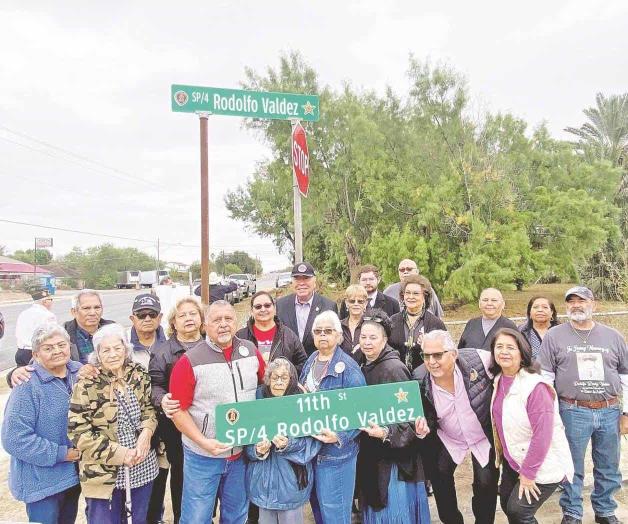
[{"left": 239, "top": 346, "right": 250, "bottom": 357}]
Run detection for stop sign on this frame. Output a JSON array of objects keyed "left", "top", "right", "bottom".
[{"left": 291, "top": 122, "right": 310, "bottom": 197}]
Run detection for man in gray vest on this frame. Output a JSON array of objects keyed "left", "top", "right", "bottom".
[{"left": 413, "top": 330, "right": 498, "bottom": 524}]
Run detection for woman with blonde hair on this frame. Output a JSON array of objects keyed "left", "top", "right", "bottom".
[
  {"left": 340, "top": 284, "right": 368, "bottom": 363},
  {"left": 148, "top": 296, "right": 204, "bottom": 524}
]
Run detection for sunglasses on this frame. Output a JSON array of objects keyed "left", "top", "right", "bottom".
[
  {"left": 313, "top": 328, "right": 335, "bottom": 335},
  {"left": 346, "top": 299, "right": 366, "bottom": 305},
  {"left": 253, "top": 302, "right": 274, "bottom": 310},
  {"left": 420, "top": 350, "right": 451, "bottom": 362},
  {"left": 135, "top": 311, "right": 159, "bottom": 320},
  {"left": 399, "top": 267, "right": 415, "bottom": 272}
]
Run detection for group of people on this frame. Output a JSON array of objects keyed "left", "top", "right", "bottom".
[{"left": 0, "top": 259, "right": 626, "bottom": 524}]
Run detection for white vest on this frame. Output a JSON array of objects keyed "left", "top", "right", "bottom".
[{"left": 491, "top": 370, "right": 574, "bottom": 485}]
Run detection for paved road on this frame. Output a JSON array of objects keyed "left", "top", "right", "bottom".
[{"left": 0, "top": 277, "right": 277, "bottom": 371}]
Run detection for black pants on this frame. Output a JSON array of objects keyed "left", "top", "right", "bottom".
[
  {"left": 430, "top": 441, "right": 499, "bottom": 524},
  {"left": 158, "top": 415, "right": 184, "bottom": 524},
  {"left": 147, "top": 467, "right": 169, "bottom": 524},
  {"left": 499, "top": 461, "right": 559, "bottom": 524}
]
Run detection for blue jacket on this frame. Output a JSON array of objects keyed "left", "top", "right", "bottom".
[
  {"left": 1, "top": 361, "right": 82, "bottom": 503},
  {"left": 299, "top": 346, "right": 366, "bottom": 461},
  {"left": 246, "top": 389, "right": 321, "bottom": 510}
]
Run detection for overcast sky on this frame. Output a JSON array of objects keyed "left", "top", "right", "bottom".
[{"left": 1, "top": 0, "right": 626, "bottom": 272}]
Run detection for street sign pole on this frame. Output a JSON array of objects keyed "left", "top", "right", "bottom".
[
  {"left": 199, "top": 113, "right": 210, "bottom": 305},
  {"left": 33, "top": 237, "right": 37, "bottom": 280},
  {"left": 291, "top": 120, "right": 303, "bottom": 264}
]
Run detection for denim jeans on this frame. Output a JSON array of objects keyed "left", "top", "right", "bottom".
[
  {"left": 558, "top": 401, "right": 622, "bottom": 519},
  {"left": 25, "top": 483, "right": 80, "bottom": 524},
  {"left": 180, "top": 446, "right": 247, "bottom": 524},
  {"left": 310, "top": 454, "right": 357, "bottom": 524},
  {"left": 86, "top": 481, "right": 153, "bottom": 524}
]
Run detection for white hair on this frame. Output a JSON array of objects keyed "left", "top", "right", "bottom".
[
  {"left": 422, "top": 330, "right": 456, "bottom": 352},
  {"left": 89, "top": 323, "right": 133, "bottom": 365},
  {"left": 71, "top": 289, "right": 103, "bottom": 309},
  {"left": 312, "top": 310, "right": 342, "bottom": 334},
  {"left": 31, "top": 323, "right": 70, "bottom": 354}
]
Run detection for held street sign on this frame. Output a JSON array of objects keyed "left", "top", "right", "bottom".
[
  {"left": 171, "top": 84, "right": 320, "bottom": 122},
  {"left": 215, "top": 380, "right": 423, "bottom": 447},
  {"left": 292, "top": 122, "right": 310, "bottom": 197}
]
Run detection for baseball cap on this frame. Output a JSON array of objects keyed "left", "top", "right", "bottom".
[
  {"left": 132, "top": 293, "right": 161, "bottom": 313},
  {"left": 564, "top": 286, "right": 594, "bottom": 301},
  {"left": 291, "top": 262, "right": 316, "bottom": 277}
]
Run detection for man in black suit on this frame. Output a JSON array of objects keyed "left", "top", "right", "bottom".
[
  {"left": 339, "top": 264, "right": 400, "bottom": 320},
  {"left": 276, "top": 262, "right": 338, "bottom": 356}
]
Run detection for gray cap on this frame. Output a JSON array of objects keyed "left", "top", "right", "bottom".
[{"left": 564, "top": 286, "right": 594, "bottom": 301}]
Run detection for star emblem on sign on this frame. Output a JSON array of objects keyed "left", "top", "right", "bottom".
[
  {"left": 394, "top": 388, "right": 409, "bottom": 403},
  {"left": 302, "top": 101, "right": 316, "bottom": 115}
]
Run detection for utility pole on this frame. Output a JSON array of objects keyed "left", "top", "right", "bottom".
[
  {"left": 156, "top": 237, "right": 160, "bottom": 271},
  {"left": 199, "top": 113, "right": 210, "bottom": 304}
]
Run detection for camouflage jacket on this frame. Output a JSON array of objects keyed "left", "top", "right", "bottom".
[{"left": 67, "top": 361, "right": 157, "bottom": 499}]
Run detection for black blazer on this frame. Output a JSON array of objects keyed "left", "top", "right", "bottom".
[
  {"left": 338, "top": 291, "right": 400, "bottom": 320},
  {"left": 276, "top": 292, "right": 338, "bottom": 356},
  {"left": 457, "top": 315, "right": 517, "bottom": 350}
]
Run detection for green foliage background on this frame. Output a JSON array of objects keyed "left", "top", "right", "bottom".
[{"left": 225, "top": 53, "right": 626, "bottom": 302}]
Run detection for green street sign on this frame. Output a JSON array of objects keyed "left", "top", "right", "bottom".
[
  {"left": 215, "top": 380, "right": 423, "bottom": 447},
  {"left": 171, "top": 84, "right": 320, "bottom": 122}
]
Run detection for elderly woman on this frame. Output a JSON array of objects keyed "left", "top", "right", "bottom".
[
  {"left": 148, "top": 296, "right": 204, "bottom": 524},
  {"left": 69, "top": 323, "right": 158, "bottom": 524},
  {"left": 357, "top": 310, "right": 430, "bottom": 523},
  {"left": 490, "top": 328, "right": 573, "bottom": 523},
  {"left": 518, "top": 296, "right": 559, "bottom": 360},
  {"left": 247, "top": 358, "right": 321, "bottom": 524},
  {"left": 389, "top": 275, "right": 446, "bottom": 372},
  {"left": 339, "top": 284, "right": 368, "bottom": 363},
  {"left": 299, "top": 311, "right": 366, "bottom": 524},
  {"left": 1, "top": 324, "right": 81, "bottom": 524},
  {"left": 236, "top": 290, "right": 308, "bottom": 372}
]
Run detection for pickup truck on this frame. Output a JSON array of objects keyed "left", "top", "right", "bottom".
[{"left": 228, "top": 273, "right": 257, "bottom": 298}]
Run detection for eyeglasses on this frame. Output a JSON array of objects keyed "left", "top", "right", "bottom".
[
  {"left": 135, "top": 311, "right": 159, "bottom": 320},
  {"left": 346, "top": 299, "right": 366, "bottom": 305},
  {"left": 404, "top": 291, "right": 423, "bottom": 297},
  {"left": 38, "top": 342, "right": 70, "bottom": 353},
  {"left": 399, "top": 267, "right": 415, "bottom": 273},
  {"left": 420, "top": 350, "right": 451, "bottom": 362},
  {"left": 313, "top": 328, "right": 335, "bottom": 336},
  {"left": 270, "top": 374, "right": 290, "bottom": 383},
  {"left": 253, "top": 302, "right": 274, "bottom": 310},
  {"left": 362, "top": 316, "right": 383, "bottom": 324}
]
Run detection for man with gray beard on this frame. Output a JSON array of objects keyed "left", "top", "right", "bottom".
[{"left": 538, "top": 286, "right": 628, "bottom": 524}]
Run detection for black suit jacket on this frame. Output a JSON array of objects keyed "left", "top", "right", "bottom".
[
  {"left": 338, "top": 291, "right": 400, "bottom": 320},
  {"left": 276, "top": 292, "right": 338, "bottom": 356},
  {"left": 457, "top": 315, "right": 517, "bottom": 350}
]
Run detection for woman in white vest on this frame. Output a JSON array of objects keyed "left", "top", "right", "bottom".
[{"left": 489, "top": 327, "right": 573, "bottom": 523}]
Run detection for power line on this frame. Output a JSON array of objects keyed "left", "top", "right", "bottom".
[{"left": 0, "top": 125, "right": 155, "bottom": 186}]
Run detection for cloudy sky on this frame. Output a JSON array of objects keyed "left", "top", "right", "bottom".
[{"left": 1, "top": 0, "right": 626, "bottom": 271}]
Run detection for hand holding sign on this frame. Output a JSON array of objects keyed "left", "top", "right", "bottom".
[
  {"left": 313, "top": 428, "right": 338, "bottom": 444},
  {"left": 272, "top": 435, "right": 289, "bottom": 450},
  {"left": 414, "top": 417, "right": 430, "bottom": 439},
  {"left": 256, "top": 439, "right": 272, "bottom": 457},
  {"left": 361, "top": 420, "right": 387, "bottom": 440}
]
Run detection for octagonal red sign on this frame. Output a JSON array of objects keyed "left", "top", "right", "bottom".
[{"left": 291, "top": 122, "right": 310, "bottom": 197}]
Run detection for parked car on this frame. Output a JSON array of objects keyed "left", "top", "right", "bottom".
[
  {"left": 275, "top": 272, "right": 292, "bottom": 288},
  {"left": 228, "top": 273, "right": 256, "bottom": 297}
]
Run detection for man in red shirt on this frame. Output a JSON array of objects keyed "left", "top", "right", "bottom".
[{"left": 170, "top": 300, "right": 265, "bottom": 523}]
